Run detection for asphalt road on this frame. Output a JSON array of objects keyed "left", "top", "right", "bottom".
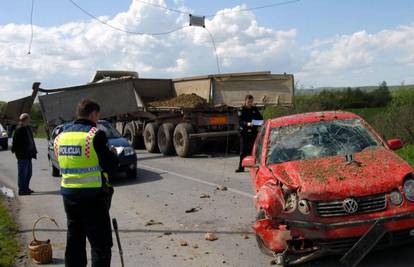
[{"left": 0, "top": 139, "right": 413, "bottom": 267}]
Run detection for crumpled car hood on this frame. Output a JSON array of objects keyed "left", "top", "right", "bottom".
[{"left": 268, "top": 147, "right": 413, "bottom": 200}]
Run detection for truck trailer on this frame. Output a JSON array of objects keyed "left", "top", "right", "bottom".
[{"left": 35, "top": 71, "right": 294, "bottom": 157}]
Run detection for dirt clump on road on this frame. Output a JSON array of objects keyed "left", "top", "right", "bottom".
[{"left": 148, "top": 93, "right": 209, "bottom": 109}]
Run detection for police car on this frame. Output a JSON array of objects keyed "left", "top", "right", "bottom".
[
  {"left": 48, "top": 120, "right": 137, "bottom": 179},
  {"left": 0, "top": 123, "right": 8, "bottom": 150}
]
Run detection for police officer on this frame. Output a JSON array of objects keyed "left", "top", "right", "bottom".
[
  {"left": 235, "top": 95, "right": 263, "bottom": 172},
  {"left": 55, "top": 99, "right": 119, "bottom": 267}
]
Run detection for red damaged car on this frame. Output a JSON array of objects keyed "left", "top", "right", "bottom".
[{"left": 242, "top": 111, "right": 414, "bottom": 266}]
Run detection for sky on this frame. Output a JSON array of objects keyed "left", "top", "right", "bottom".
[{"left": 0, "top": 0, "right": 414, "bottom": 100}]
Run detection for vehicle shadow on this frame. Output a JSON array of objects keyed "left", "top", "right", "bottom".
[
  {"left": 111, "top": 168, "right": 163, "bottom": 187},
  {"left": 31, "top": 190, "right": 61, "bottom": 196}
]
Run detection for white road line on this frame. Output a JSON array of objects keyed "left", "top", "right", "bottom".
[{"left": 139, "top": 164, "right": 254, "bottom": 198}]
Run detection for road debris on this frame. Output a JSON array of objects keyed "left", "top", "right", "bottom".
[
  {"left": 145, "top": 219, "right": 163, "bottom": 226},
  {"left": 243, "top": 234, "right": 250, "bottom": 240},
  {"left": 216, "top": 185, "right": 228, "bottom": 191},
  {"left": 204, "top": 232, "right": 218, "bottom": 241},
  {"left": 164, "top": 232, "right": 172, "bottom": 236},
  {"left": 185, "top": 207, "right": 199, "bottom": 213},
  {"left": 179, "top": 240, "right": 188, "bottom": 246},
  {"left": 193, "top": 244, "right": 199, "bottom": 249},
  {"left": 200, "top": 193, "right": 210, "bottom": 198}
]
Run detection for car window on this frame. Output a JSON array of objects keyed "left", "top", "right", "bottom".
[
  {"left": 255, "top": 126, "right": 266, "bottom": 164},
  {"left": 267, "top": 119, "right": 382, "bottom": 165},
  {"left": 97, "top": 122, "right": 121, "bottom": 138}
]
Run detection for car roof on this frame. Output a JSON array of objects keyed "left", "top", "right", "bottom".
[{"left": 268, "top": 111, "right": 362, "bottom": 128}]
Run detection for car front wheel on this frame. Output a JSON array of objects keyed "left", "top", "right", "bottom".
[
  {"left": 255, "top": 210, "right": 276, "bottom": 257},
  {"left": 126, "top": 166, "right": 137, "bottom": 179},
  {"left": 50, "top": 160, "right": 61, "bottom": 177}
]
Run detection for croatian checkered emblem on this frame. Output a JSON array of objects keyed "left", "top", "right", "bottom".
[
  {"left": 54, "top": 134, "right": 62, "bottom": 159},
  {"left": 85, "top": 127, "right": 98, "bottom": 158}
]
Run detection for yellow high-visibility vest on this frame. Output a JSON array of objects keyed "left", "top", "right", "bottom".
[{"left": 54, "top": 127, "right": 102, "bottom": 188}]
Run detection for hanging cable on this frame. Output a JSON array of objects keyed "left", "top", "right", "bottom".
[
  {"left": 137, "top": 0, "right": 301, "bottom": 19},
  {"left": 204, "top": 27, "right": 221, "bottom": 74},
  {"left": 27, "top": 0, "right": 35, "bottom": 54},
  {"left": 205, "top": 0, "right": 300, "bottom": 18},
  {"left": 137, "top": 0, "right": 190, "bottom": 15},
  {"left": 68, "top": 0, "right": 189, "bottom": 36}
]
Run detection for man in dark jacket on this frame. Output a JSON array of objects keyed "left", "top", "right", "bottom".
[
  {"left": 235, "top": 95, "right": 263, "bottom": 172},
  {"left": 55, "top": 99, "right": 119, "bottom": 267},
  {"left": 11, "top": 113, "right": 37, "bottom": 195}
]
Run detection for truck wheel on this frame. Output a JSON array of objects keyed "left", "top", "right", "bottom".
[
  {"left": 173, "top": 123, "right": 196, "bottom": 157},
  {"left": 143, "top": 123, "right": 159, "bottom": 153},
  {"left": 256, "top": 210, "right": 275, "bottom": 257},
  {"left": 124, "top": 124, "right": 141, "bottom": 149},
  {"left": 158, "top": 123, "right": 175, "bottom": 155}
]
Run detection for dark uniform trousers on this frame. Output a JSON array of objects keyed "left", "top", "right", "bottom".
[
  {"left": 63, "top": 191, "right": 113, "bottom": 267},
  {"left": 238, "top": 131, "right": 257, "bottom": 169}
]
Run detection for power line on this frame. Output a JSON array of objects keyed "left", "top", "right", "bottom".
[
  {"left": 205, "top": 0, "right": 301, "bottom": 18},
  {"left": 137, "top": 0, "right": 190, "bottom": 15},
  {"left": 27, "top": 0, "right": 35, "bottom": 54},
  {"left": 136, "top": 0, "right": 300, "bottom": 19},
  {"left": 68, "top": 0, "right": 188, "bottom": 36},
  {"left": 204, "top": 27, "right": 221, "bottom": 74}
]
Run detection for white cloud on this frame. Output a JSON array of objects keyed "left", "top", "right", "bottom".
[
  {"left": 299, "top": 24, "right": 414, "bottom": 87},
  {"left": 0, "top": 0, "right": 413, "bottom": 100}
]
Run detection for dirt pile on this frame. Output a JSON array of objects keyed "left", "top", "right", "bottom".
[{"left": 148, "top": 93, "right": 209, "bottom": 109}]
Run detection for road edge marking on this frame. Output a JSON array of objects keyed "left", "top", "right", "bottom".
[{"left": 139, "top": 164, "right": 254, "bottom": 198}]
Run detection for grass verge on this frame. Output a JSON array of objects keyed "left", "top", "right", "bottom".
[
  {"left": 396, "top": 144, "right": 414, "bottom": 168},
  {"left": 0, "top": 196, "right": 19, "bottom": 267}
]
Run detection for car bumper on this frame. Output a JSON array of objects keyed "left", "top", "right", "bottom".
[
  {"left": 254, "top": 203, "right": 414, "bottom": 255},
  {"left": 286, "top": 210, "right": 414, "bottom": 240},
  {"left": 117, "top": 155, "right": 137, "bottom": 172}
]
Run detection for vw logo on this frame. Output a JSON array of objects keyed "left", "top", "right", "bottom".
[{"left": 343, "top": 198, "right": 358, "bottom": 214}]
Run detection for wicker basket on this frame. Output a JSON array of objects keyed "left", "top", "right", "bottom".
[{"left": 28, "top": 216, "right": 59, "bottom": 264}]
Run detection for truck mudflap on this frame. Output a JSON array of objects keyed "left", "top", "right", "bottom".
[{"left": 340, "top": 221, "right": 387, "bottom": 267}]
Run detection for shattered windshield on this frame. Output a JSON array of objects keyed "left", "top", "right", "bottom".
[{"left": 267, "top": 119, "right": 382, "bottom": 165}]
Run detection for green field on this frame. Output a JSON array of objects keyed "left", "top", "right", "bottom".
[{"left": 0, "top": 197, "right": 19, "bottom": 266}]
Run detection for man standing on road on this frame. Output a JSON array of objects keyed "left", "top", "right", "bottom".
[
  {"left": 11, "top": 113, "right": 37, "bottom": 195},
  {"left": 235, "top": 95, "right": 263, "bottom": 173},
  {"left": 55, "top": 99, "right": 119, "bottom": 267}
]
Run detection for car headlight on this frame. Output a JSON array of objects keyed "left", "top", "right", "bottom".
[
  {"left": 1, "top": 131, "right": 7, "bottom": 137},
  {"left": 298, "top": 199, "right": 311, "bottom": 215},
  {"left": 123, "top": 147, "right": 135, "bottom": 156},
  {"left": 404, "top": 179, "right": 414, "bottom": 202},
  {"left": 114, "top": 147, "right": 124, "bottom": 155},
  {"left": 390, "top": 190, "right": 403, "bottom": 206}
]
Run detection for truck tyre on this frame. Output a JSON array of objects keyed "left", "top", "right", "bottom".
[
  {"left": 173, "top": 123, "right": 196, "bottom": 157},
  {"left": 157, "top": 123, "right": 175, "bottom": 155},
  {"left": 124, "top": 124, "right": 141, "bottom": 149},
  {"left": 144, "top": 123, "right": 159, "bottom": 153}
]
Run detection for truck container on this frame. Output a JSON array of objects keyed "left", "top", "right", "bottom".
[{"left": 35, "top": 71, "right": 294, "bottom": 157}]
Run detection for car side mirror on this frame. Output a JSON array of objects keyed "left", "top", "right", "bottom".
[
  {"left": 387, "top": 139, "right": 403, "bottom": 150},
  {"left": 242, "top": 156, "right": 256, "bottom": 168}
]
